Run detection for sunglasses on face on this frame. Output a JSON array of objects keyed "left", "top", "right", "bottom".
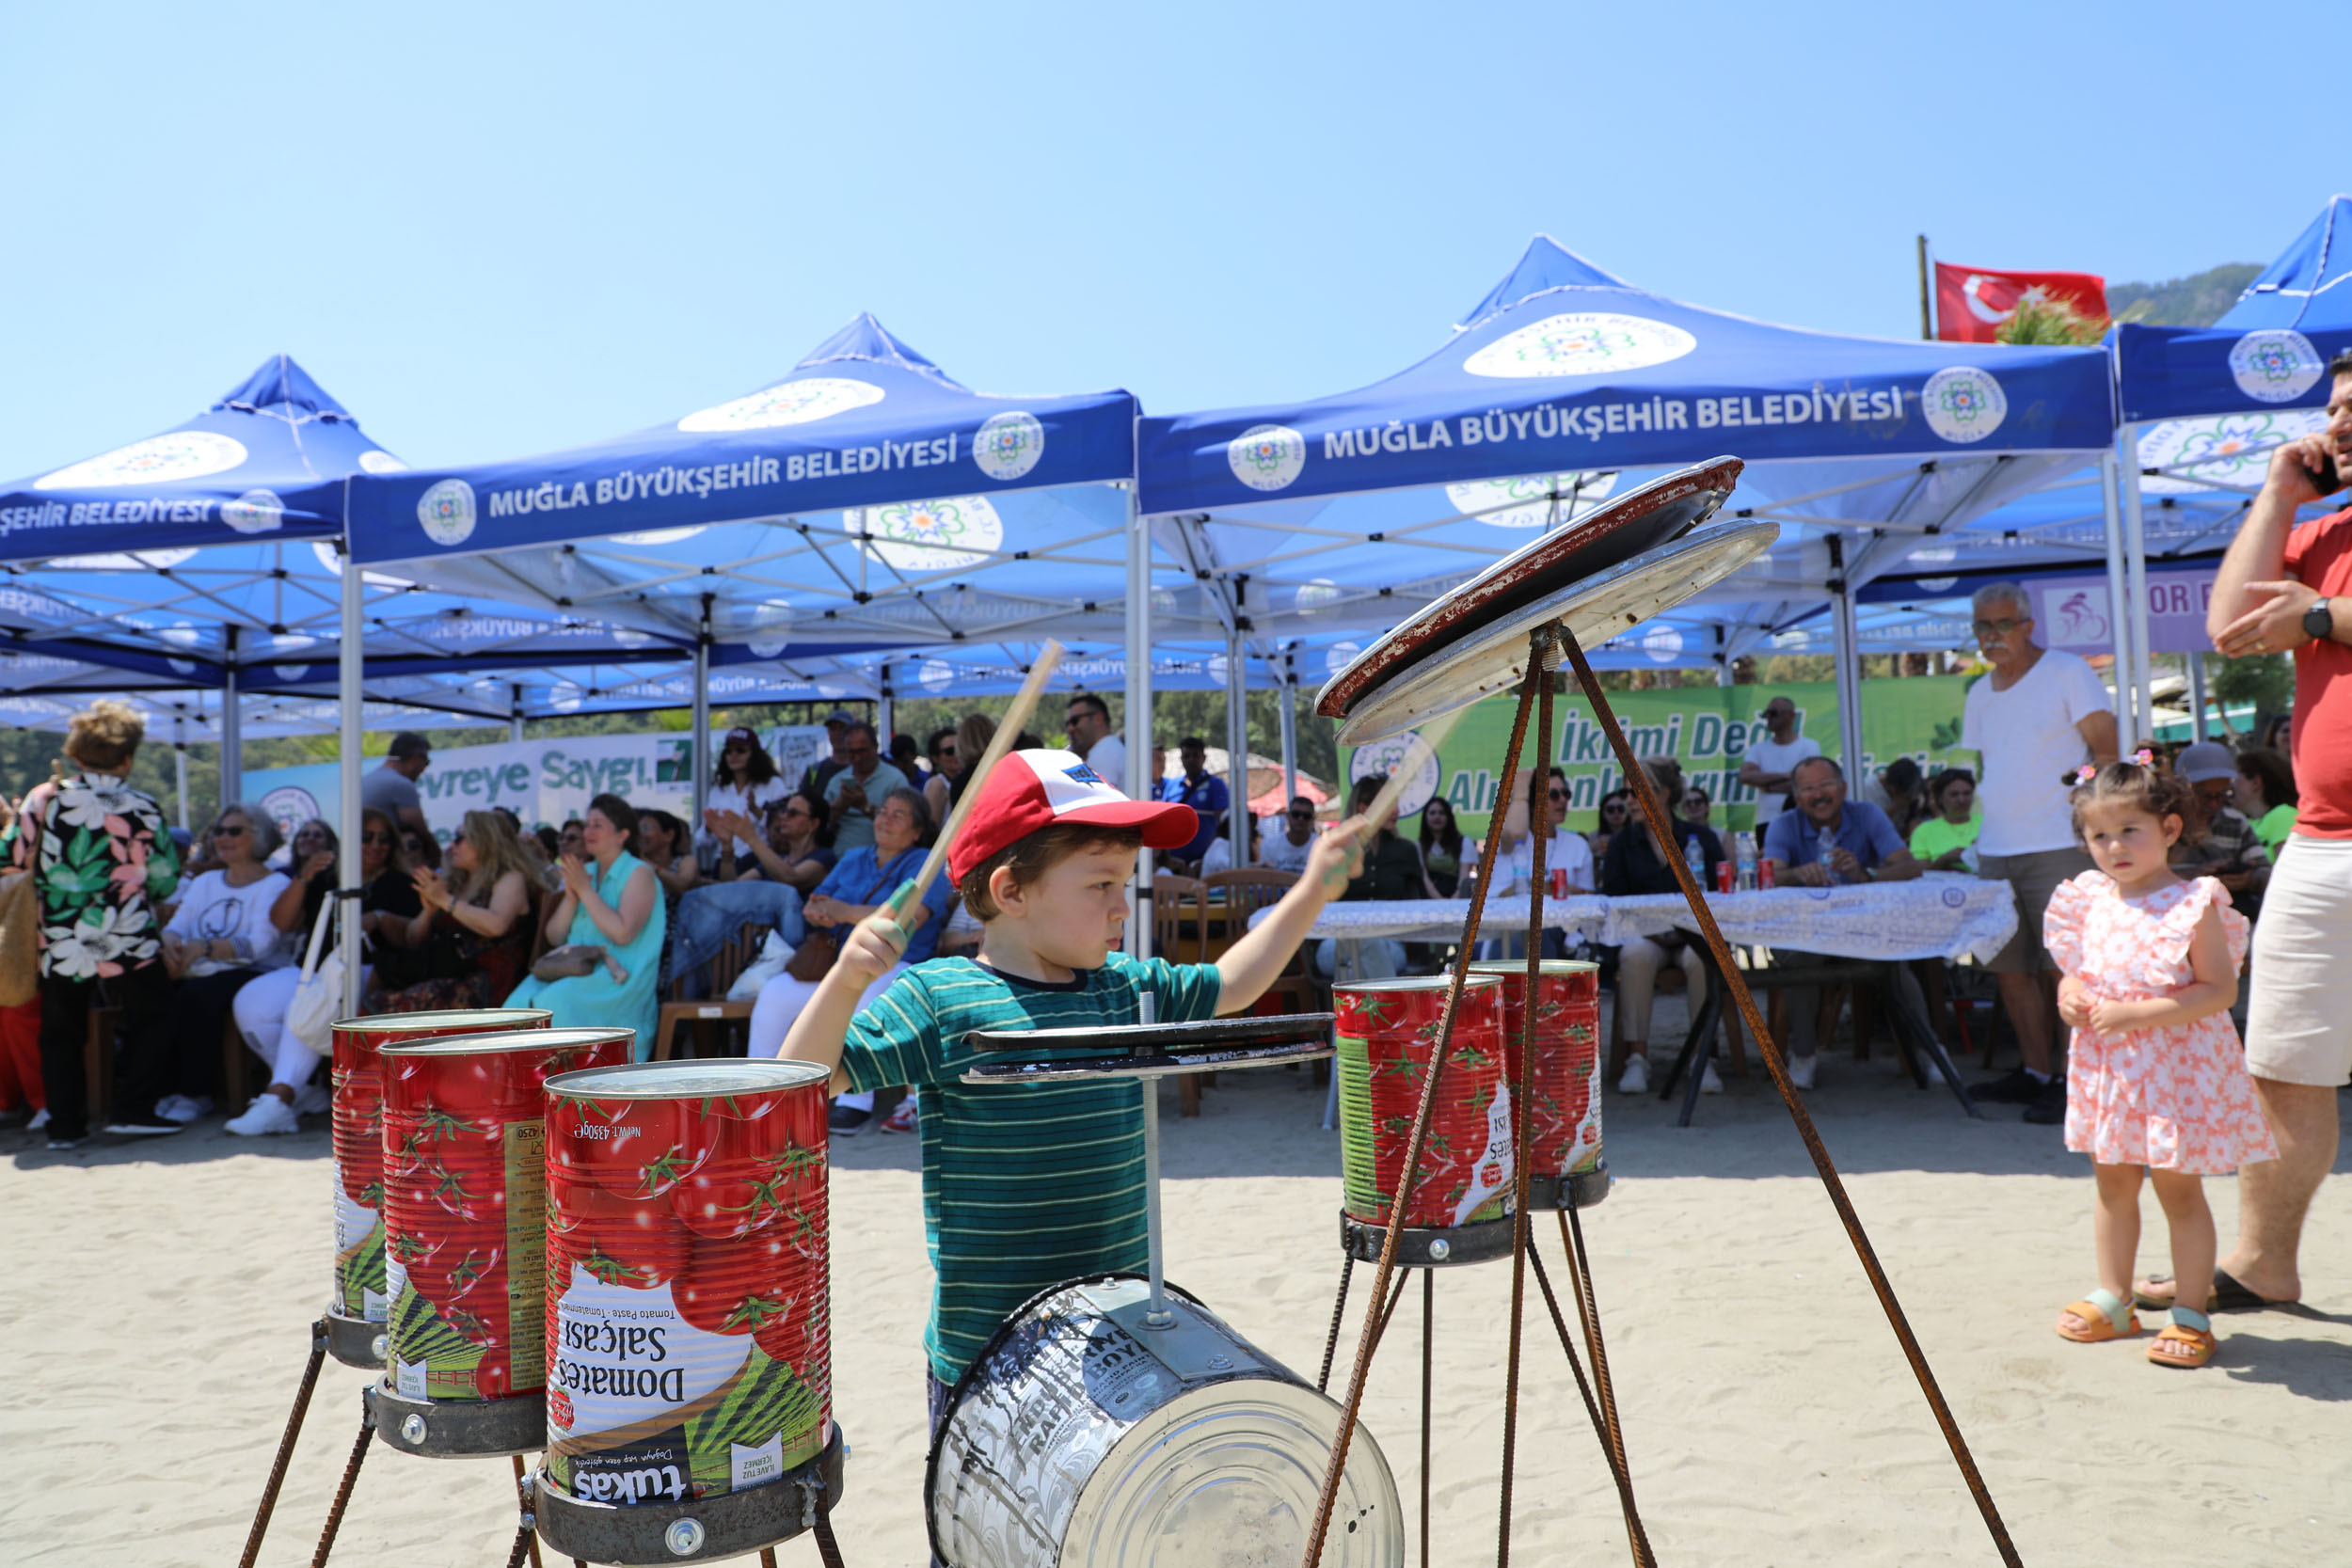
[
  {"left": 1548, "top": 789, "right": 1567, "bottom": 801},
  {"left": 778, "top": 804, "right": 811, "bottom": 818},
  {"left": 1287, "top": 808, "right": 1312, "bottom": 819},
  {"left": 360, "top": 832, "right": 390, "bottom": 846},
  {"left": 214, "top": 824, "right": 247, "bottom": 838},
  {"left": 1602, "top": 802, "right": 1626, "bottom": 816}
]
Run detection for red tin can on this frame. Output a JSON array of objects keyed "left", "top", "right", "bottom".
[
  {"left": 377, "top": 1025, "right": 630, "bottom": 1405},
  {"left": 1758, "top": 858, "right": 1776, "bottom": 890},
  {"left": 1470, "top": 960, "right": 1603, "bottom": 1193},
  {"left": 329, "top": 1007, "right": 549, "bottom": 1324},
  {"left": 541, "top": 1059, "right": 832, "bottom": 1507},
  {"left": 1332, "top": 974, "right": 1514, "bottom": 1230},
  {"left": 1716, "top": 861, "right": 1735, "bottom": 895}
]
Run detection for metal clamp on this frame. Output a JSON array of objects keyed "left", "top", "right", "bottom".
[
  {"left": 532, "top": 1424, "right": 847, "bottom": 1565},
  {"left": 368, "top": 1382, "right": 547, "bottom": 1460}
]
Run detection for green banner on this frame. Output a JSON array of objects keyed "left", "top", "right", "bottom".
[{"left": 1340, "top": 675, "right": 1973, "bottom": 836}]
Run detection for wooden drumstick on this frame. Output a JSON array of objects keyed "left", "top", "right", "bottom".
[
  {"left": 1357, "top": 705, "right": 1468, "bottom": 835},
  {"left": 885, "top": 639, "right": 1067, "bottom": 932}
]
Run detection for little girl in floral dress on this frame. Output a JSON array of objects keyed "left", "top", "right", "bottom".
[{"left": 2044, "top": 757, "right": 2277, "bottom": 1370}]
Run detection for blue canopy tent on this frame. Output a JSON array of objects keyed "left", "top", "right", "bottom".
[
  {"left": 343, "top": 313, "right": 1198, "bottom": 831},
  {"left": 1137, "top": 236, "right": 2119, "bottom": 780},
  {"left": 2105, "top": 196, "right": 2352, "bottom": 736}
]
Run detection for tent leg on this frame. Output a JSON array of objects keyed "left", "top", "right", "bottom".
[
  {"left": 2119, "top": 424, "right": 2154, "bottom": 744},
  {"left": 1827, "top": 538, "right": 1866, "bottom": 776},
  {"left": 1227, "top": 625, "right": 1248, "bottom": 866},
  {"left": 1279, "top": 646, "right": 1299, "bottom": 813},
  {"left": 1125, "top": 487, "right": 1155, "bottom": 958},
  {"left": 691, "top": 638, "right": 712, "bottom": 830},
  {"left": 510, "top": 684, "right": 525, "bottom": 745},
  {"left": 2098, "top": 449, "right": 2137, "bottom": 738},
  {"left": 173, "top": 717, "right": 190, "bottom": 832},
  {"left": 2188, "top": 651, "right": 2209, "bottom": 742},
  {"left": 222, "top": 627, "right": 243, "bottom": 805},
  {"left": 338, "top": 558, "right": 364, "bottom": 1018}
]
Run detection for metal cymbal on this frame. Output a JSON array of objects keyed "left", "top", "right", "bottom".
[
  {"left": 1316, "top": 455, "right": 1742, "bottom": 723},
  {"left": 1330, "top": 520, "right": 1780, "bottom": 747}
]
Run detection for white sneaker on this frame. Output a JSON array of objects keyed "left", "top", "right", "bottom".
[
  {"left": 1700, "top": 1060, "right": 1724, "bottom": 1094},
  {"left": 155, "top": 1094, "right": 199, "bottom": 1124},
  {"left": 27, "top": 1108, "right": 49, "bottom": 1131},
  {"left": 1616, "top": 1055, "right": 1649, "bottom": 1095},
  {"left": 226, "top": 1094, "right": 302, "bottom": 1136},
  {"left": 293, "top": 1081, "right": 331, "bottom": 1117},
  {"left": 1788, "top": 1054, "right": 1817, "bottom": 1091}
]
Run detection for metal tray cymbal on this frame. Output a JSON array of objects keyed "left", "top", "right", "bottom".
[
  {"left": 1332, "top": 521, "right": 1780, "bottom": 747},
  {"left": 1316, "top": 455, "right": 1742, "bottom": 723}
]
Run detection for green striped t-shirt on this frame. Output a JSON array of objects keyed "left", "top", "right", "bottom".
[{"left": 839, "top": 952, "right": 1222, "bottom": 1382}]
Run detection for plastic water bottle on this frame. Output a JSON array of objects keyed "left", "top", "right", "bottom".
[
  {"left": 1683, "top": 835, "right": 1706, "bottom": 889},
  {"left": 1816, "top": 825, "right": 1839, "bottom": 885},
  {"left": 1734, "top": 833, "right": 1757, "bottom": 892}
]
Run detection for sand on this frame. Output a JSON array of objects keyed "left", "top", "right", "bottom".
[{"left": 8, "top": 1021, "right": 2352, "bottom": 1567}]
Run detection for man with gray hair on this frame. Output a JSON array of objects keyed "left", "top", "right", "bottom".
[{"left": 1959, "top": 580, "right": 2117, "bottom": 1124}]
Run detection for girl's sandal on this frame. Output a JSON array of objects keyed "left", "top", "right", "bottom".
[
  {"left": 2056, "top": 1289, "right": 2139, "bottom": 1343},
  {"left": 2148, "top": 1309, "right": 2217, "bottom": 1369}
]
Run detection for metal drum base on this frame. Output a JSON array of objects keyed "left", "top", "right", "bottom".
[
  {"left": 324, "top": 1308, "right": 388, "bottom": 1370},
  {"left": 368, "top": 1383, "right": 546, "bottom": 1459},
  {"left": 1340, "top": 1210, "right": 1518, "bottom": 1268},
  {"left": 1524, "top": 1162, "right": 1612, "bottom": 1213},
  {"left": 534, "top": 1425, "right": 847, "bottom": 1566}
]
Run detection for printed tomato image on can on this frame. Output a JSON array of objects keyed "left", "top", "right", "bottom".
[
  {"left": 1470, "top": 959, "right": 1604, "bottom": 1188},
  {"left": 378, "top": 1026, "right": 629, "bottom": 1405},
  {"left": 1333, "top": 974, "right": 1514, "bottom": 1229},
  {"left": 329, "top": 1007, "right": 550, "bottom": 1325},
  {"left": 541, "top": 1059, "right": 831, "bottom": 1507}
]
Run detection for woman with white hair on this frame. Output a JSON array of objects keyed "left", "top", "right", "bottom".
[{"left": 155, "top": 803, "right": 294, "bottom": 1123}]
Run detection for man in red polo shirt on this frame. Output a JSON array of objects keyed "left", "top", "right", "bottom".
[{"left": 2153, "top": 351, "right": 2352, "bottom": 1314}]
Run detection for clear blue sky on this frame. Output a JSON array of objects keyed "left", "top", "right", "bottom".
[{"left": 0, "top": 2, "right": 2328, "bottom": 477}]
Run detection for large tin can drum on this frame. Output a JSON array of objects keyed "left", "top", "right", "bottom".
[
  {"left": 541, "top": 1059, "right": 831, "bottom": 1509},
  {"left": 378, "top": 1026, "right": 631, "bottom": 1405},
  {"left": 1332, "top": 974, "right": 1514, "bottom": 1232},
  {"left": 928, "top": 1275, "right": 1403, "bottom": 1568},
  {"left": 1470, "top": 959, "right": 1609, "bottom": 1211},
  {"left": 329, "top": 1007, "right": 550, "bottom": 1329}
]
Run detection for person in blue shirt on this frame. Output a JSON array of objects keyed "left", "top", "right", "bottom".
[
  {"left": 1161, "top": 736, "right": 1232, "bottom": 873},
  {"left": 1756, "top": 755, "right": 1925, "bottom": 1090}
]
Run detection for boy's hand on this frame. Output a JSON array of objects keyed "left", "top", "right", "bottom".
[
  {"left": 1304, "top": 815, "right": 1371, "bottom": 900},
  {"left": 834, "top": 908, "right": 909, "bottom": 989}
]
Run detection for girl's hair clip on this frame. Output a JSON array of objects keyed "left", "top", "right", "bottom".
[
  {"left": 2132, "top": 748, "right": 2155, "bottom": 767},
  {"left": 2074, "top": 764, "right": 2100, "bottom": 784}
]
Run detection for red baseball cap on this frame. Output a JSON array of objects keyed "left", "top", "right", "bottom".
[{"left": 947, "top": 749, "right": 1198, "bottom": 884}]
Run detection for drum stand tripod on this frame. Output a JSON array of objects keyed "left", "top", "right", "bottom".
[{"left": 1300, "top": 620, "right": 2025, "bottom": 1568}]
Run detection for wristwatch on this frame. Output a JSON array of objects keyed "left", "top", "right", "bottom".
[{"left": 2303, "top": 596, "right": 2334, "bottom": 642}]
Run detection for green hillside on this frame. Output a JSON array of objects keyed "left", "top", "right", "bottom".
[{"left": 2107, "top": 263, "right": 2263, "bottom": 327}]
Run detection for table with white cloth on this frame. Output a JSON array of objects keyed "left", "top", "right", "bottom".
[{"left": 1257, "top": 876, "right": 2015, "bottom": 1122}]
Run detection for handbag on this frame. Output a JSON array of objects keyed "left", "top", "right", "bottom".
[
  {"left": 0, "top": 869, "right": 38, "bottom": 1007},
  {"left": 285, "top": 896, "right": 345, "bottom": 1053},
  {"left": 781, "top": 928, "right": 839, "bottom": 983},
  {"left": 533, "top": 943, "right": 610, "bottom": 982}
]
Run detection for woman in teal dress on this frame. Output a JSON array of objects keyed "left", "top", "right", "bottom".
[{"left": 505, "top": 792, "right": 667, "bottom": 1061}]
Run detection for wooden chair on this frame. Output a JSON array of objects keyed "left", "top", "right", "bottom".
[
  {"left": 653, "top": 923, "right": 771, "bottom": 1062},
  {"left": 1151, "top": 875, "right": 1208, "bottom": 967},
  {"left": 1201, "top": 870, "right": 1317, "bottom": 1013}
]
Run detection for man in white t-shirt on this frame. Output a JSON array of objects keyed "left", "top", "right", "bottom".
[
  {"left": 1958, "top": 580, "right": 2118, "bottom": 1124},
  {"left": 1064, "top": 694, "right": 1128, "bottom": 796},
  {"left": 1736, "top": 695, "right": 1820, "bottom": 839},
  {"left": 1258, "top": 797, "right": 1319, "bottom": 873}
]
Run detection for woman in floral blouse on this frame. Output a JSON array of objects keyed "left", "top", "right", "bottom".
[{"left": 2, "top": 701, "right": 183, "bottom": 1148}]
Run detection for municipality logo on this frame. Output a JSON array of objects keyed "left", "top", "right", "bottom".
[
  {"left": 1228, "top": 423, "right": 1306, "bottom": 492},
  {"left": 220, "top": 488, "right": 286, "bottom": 535},
  {"left": 417, "top": 478, "right": 478, "bottom": 546},
  {"left": 35, "top": 431, "right": 248, "bottom": 490},
  {"left": 1463, "top": 312, "right": 1697, "bottom": 380},
  {"left": 2229, "top": 329, "right": 2324, "bottom": 404},
  {"left": 675, "top": 376, "right": 885, "bottom": 434},
  {"left": 2139, "top": 411, "right": 2325, "bottom": 495},
  {"left": 1920, "top": 367, "right": 2007, "bottom": 444},
  {"left": 845, "top": 494, "right": 1005, "bottom": 571},
  {"left": 973, "top": 411, "right": 1045, "bottom": 482}
]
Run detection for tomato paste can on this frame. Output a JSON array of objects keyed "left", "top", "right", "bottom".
[
  {"left": 377, "top": 1026, "right": 631, "bottom": 1405},
  {"left": 1470, "top": 960, "right": 1605, "bottom": 1209},
  {"left": 540, "top": 1059, "right": 831, "bottom": 1507},
  {"left": 1332, "top": 974, "right": 1514, "bottom": 1230},
  {"left": 329, "top": 1007, "right": 550, "bottom": 1325}
]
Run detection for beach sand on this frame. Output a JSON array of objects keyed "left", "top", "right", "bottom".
[{"left": 9, "top": 1015, "right": 2352, "bottom": 1566}]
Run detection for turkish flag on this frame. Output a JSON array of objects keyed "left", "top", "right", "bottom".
[{"left": 1932, "top": 262, "right": 2107, "bottom": 342}]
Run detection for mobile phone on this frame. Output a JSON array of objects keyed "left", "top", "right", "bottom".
[{"left": 2312, "top": 450, "right": 2342, "bottom": 496}]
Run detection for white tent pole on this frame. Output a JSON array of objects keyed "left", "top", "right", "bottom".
[
  {"left": 2097, "top": 448, "right": 2137, "bottom": 736},
  {"left": 1227, "top": 625, "right": 1249, "bottom": 866},
  {"left": 1279, "top": 644, "right": 1299, "bottom": 808},
  {"left": 2188, "top": 649, "right": 2210, "bottom": 742},
  {"left": 1828, "top": 537, "right": 1867, "bottom": 777},
  {"left": 337, "top": 554, "right": 364, "bottom": 1017},
  {"left": 1124, "top": 485, "right": 1153, "bottom": 959},
  {"left": 2119, "top": 423, "right": 2155, "bottom": 744},
  {"left": 509, "top": 684, "right": 525, "bottom": 745},
  {"left": 172, "top": 715, "right": 189, "bottom": 832},
  {"left": 878, "top": 676, "right": 895, "bottom": 752},
  {"left": 691, "top": 625, "right": 712, "bottom": 830},
  {"left": 221, "top": 626, "right": 243, "bottom": 805}
]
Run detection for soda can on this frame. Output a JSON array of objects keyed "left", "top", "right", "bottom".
[
  {"left": 1332, "top": 974, "right": 1513, "bottom": 1230},
  {"left": 378, "top": 1026, "right": 631, "bottom": 1403},
  {"left": 1470, "top": 960, "right": 1604, "bottom": 1199},
  {"left": 329, "top": 1008, "right": 550, "bottom": 1324},
  {"left": 1716, "top": 861, "right": 1735, "bottom": 895},
  {"left": 541, "top": 1059, "right": 832, "bottom": 1507},
  {"left": 1758, "top": 858, "right": 1777, "bottom": 890}
]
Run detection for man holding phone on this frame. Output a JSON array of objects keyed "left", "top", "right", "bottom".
[{"left": 2156, "top": 352, "right": 2352, "bottom": 1316}]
